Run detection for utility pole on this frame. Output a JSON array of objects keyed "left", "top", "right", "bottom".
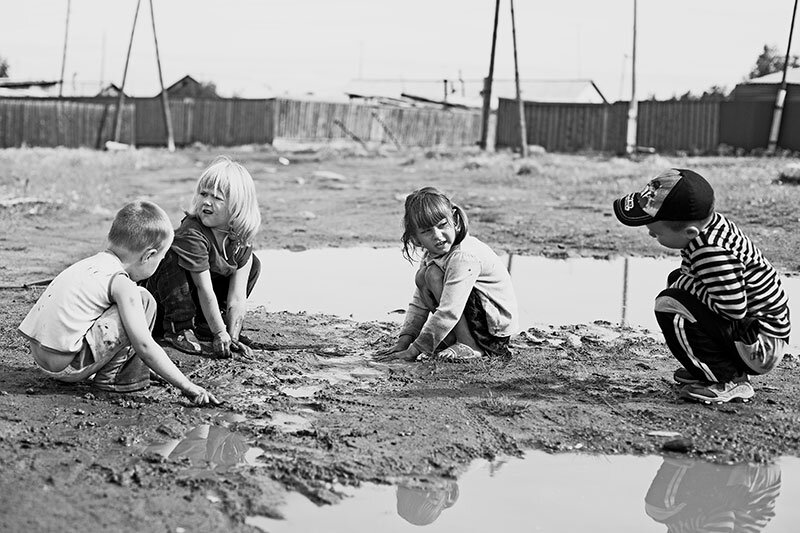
[
  {"left": 510, "top": 0, "right": 528, "bottom": 157},
  {"left": 113, "top": 0, "right": 141, "bottom": 143},
  {"left": 767, "top": 0, "right": 798, "bottom": 154},
  {"left": 479, "top": 0, "right": 501, "bottom": 150},
  {"left": 150, "top": 0, "right": 175, "bottom": 152},
  {"left": 625, "top": 0, "right": 638, "bottom": 156},
  {"left": 58, "top": 0, "right": 71, "bottom": 97}
]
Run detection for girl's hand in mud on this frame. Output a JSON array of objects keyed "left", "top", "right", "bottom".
[
  {"left": 182, "top": 384, "right": 223, "bottom": 406},
  {"left": 375, "top": 345, "right": 420, "bottom": 362},
  {"left": 374, "top": 337, "right": 413, "bottom": 361},
  {"left": 212, "top": 331, "right": 232, "bottom": 358},
  {"left": 231, "top": 339, "right": 253, "bottom": 358}
]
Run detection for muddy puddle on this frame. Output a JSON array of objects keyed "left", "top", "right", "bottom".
[
  {"left": 245, "top": 452, "right": 800, "bottom": 532},
  {"left": 178, "top": 249, "right": 800, "bottom": 529},
  {"left": 249, "top": 248, "right": 800, "bottom": 349}
]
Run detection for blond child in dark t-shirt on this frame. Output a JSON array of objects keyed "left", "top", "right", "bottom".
[{"left": 146, "top": 156, "right": 261, "bottom": 359}]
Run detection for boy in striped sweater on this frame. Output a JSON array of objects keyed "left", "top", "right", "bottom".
[{"left": 613, "top": 169, "right": 790, "bottom": 404}]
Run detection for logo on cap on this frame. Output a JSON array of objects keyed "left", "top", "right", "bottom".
[
  {"left": 639, "top": 170, "right": 683, "bottom": 217},
  {"left": 623, "top": 193, "right": 635, "bottom": 211}
]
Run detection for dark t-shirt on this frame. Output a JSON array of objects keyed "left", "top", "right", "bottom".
[{"left": 171, "top": 216, "right": 253, "bottom": 277}]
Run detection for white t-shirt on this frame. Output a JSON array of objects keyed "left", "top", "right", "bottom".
[{"left": 19, "top": 251, "right": 128, "bottom": 354}]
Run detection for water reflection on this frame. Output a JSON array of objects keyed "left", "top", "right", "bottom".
[
  {"left": 395, "top": 481, "right": 459, "bottom": 526},
  {"left": 645, "top": 458, "right": 781, "bottom": 533},
  {"left": 249, "top": 248, "right": 800, "bottom": 352},
  {"left": 145, "top": 423, "right": 262, "bottom": 472},
  {"left": 245, "top": 453, "right": 800, "bottom": 533}
]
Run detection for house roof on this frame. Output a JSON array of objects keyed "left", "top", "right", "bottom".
[
  {"left": 344, "top": 78, "right": 608, "bottom": 107},
  {"left": 744, "top": 67, "right": 800, "bottom": 84},
  {"left": 163, "top": 75, "right": 200, "bottom": 94},
  {"left": 0, "top": 79, "right": 60, "bottom": 97},
  {"left": 95, "top": 83, "right": 127, "bottom": 97}
]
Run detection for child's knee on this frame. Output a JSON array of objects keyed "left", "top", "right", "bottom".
[{"left": 654, "top": 294, "right": 697, "bottom": 323}]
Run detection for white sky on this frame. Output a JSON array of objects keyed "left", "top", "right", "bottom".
[{"left": 0, "top": 0, "right": 796, "bottom": 101}]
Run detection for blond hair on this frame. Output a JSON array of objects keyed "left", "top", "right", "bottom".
[
  {"left": 108, "top": 200, "right": 173, "bottom": 254},
  {"left": 187, "top": 156, "right": 261, "bottom": 246}
]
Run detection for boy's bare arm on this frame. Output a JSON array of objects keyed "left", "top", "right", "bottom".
[{"left": 111, "top": 277, "right": 221, "bottom": 405}]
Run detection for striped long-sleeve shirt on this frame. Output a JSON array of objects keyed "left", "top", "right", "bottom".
[{"left": 670, "top": 212, "right": 790, "bottom": 340}]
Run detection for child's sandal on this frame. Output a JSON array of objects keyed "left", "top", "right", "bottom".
[
  {"left": 435, "top": 343, "right": 482, "bottom": 362},
  {"left": 164, "top": 329, "right": 203, "bottom": 355}
]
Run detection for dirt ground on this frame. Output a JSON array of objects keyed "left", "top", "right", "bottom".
[{"left": 2, "top": 144, "right": 800, "bottom": 531}]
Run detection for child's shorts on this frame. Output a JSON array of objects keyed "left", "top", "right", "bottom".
[
  {"left": 31, "top": 289, "right": 155, "bottom": 392},
  {"left": 463, "top": 289, "right": 511, "bottom": 358}
]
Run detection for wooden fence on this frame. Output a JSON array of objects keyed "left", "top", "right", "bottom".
[
  {"left": 133, "top": 98, "right": 276, "bottom": 147},
  {"left": 0, "top": 98, "right": 135, "bottom": 148},
  {"left": 637, "top": 100, "right": 720, "bottom": 153},
  {"left": 5, "top": 94, "right": 795, "bottom": 153},
  {"left": 0, "top": 97, "right": 480, "bottom": 149},
  {"left": 273, "top": 99, "right": 482, "bottom": 147},
  {"left": 496, "top": 98, "right": 722, "bottom": 154},
  {"left": 496, "top": 100, "right": 628, "bottom": 153}
]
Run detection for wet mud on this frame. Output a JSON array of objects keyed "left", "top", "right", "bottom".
[
  {"left": 3, "top": 293, "right": 800, "bottom": 531},
  {"left": 3, "top": 148, "right": 800, "bottom": 530}
]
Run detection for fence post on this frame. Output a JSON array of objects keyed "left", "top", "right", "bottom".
[
  {"left": 95, "top": 103, "right": 111, "bottom": 149},
  {"left": 184, "top": 98, "right": 194, "bottom": 145}
]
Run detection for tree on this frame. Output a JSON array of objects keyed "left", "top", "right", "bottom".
[
  {"left": 748, "top": 44, "right": 800, "bottom": 79},
  {"left": 665, "top": 86, "right": 730, "bottom": 102},
  {"left": 196, "top": 81, "right": 219, "bottom": 98},
  {"left": 0, "top": 55, "right": 9, "bottom": 78}
]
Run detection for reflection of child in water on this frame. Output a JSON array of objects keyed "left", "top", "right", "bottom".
[
  {"left": 396, "top": 480, "right": 459, "bottom": 526},
  {"left": 645, "top": 457, "right": 781, "bottom": 532},
  {"left": 147, "top": 424, "right": 250, "bottom": 471}
]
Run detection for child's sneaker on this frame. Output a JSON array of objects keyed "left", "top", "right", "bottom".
[
  {"left": 680, "top": 376, "right": 754, "bottom": 404},
  {"left": 163, "top": 329, "right": 203, "bottom": 355},
  {"left": 673, "top": 367, "right": 705, "bottom": 385}
]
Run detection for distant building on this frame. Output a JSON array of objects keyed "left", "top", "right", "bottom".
[
  {"left": 0, "top": 79, "right": 60, "bottom": 97},
  {"left": 159, "top": 75, "right": 218, "bottom": 99},
  {"left": 730, "top": 67, "right": 800, "bottom": 102},
  {"left": 95, "top": 83, "right": 127, "bottom": 98},
  {"left": 344, "top": 77, "right": 608, "bottom": 108}
]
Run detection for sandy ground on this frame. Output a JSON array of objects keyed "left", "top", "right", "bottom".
[{"left": 1, "top": 144, "right": 800, "bottom": 531}]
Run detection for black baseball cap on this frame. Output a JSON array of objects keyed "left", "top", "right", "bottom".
[{"left": 613, "top": 168, "right": 715, "bottom": 227}]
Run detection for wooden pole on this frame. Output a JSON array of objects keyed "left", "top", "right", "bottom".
[
  {"left": 479, "top": 0, "right": 501, "bottom": 150},
  {"left": 510, "top": 0, "right": 528, "bottom": 158},
  {"left": 113, "top": 0, "right": 141, "bottom": 143},
  {"left": 625, "top": 0, "right": 638, "bottom": 156},
  {"left": 767, "top": 0, "right": 798, "bottom": 154},
  {"left": 149, "top": 0, "right": 175, "bottom": 152},
  {"left": 58, "top": 0, "right": 71, "bottom": 97},
  {"left": 620, "top": 257, "right": 629, "bottom": 326}
]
